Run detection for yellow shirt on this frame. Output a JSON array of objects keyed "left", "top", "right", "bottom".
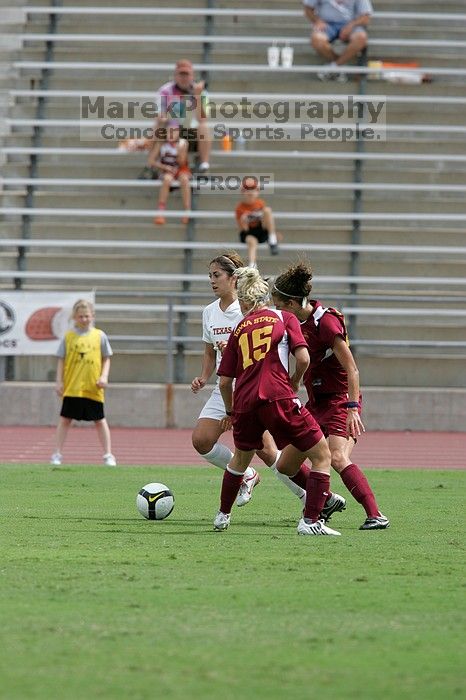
[{"left": 63, "top": 327, "right": 105, "bottom": 403}]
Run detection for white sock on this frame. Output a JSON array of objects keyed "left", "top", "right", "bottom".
[
  {"left": 248, "top": 261, "right": 257, "bottom": 269},
  {"left": 269, "top": 450, "right": 306, "bottom": 501},
  {"left": 201, "top": 442, "right": 234, "bottom": 470},
  {"left": 268, "top": 231, "right": 277, "bottom": 245},
  {"left": 244, "top": 465, "right": 256, "bottom": 479}
]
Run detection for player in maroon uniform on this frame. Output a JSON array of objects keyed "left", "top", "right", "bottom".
[
  {"left": 272, "top": 261, "right": 389, "bottom": 530},
  {"left": 215, "top": 266, "right": 341, "bottom": 536}
]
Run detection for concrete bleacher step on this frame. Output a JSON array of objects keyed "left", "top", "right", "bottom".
[
  {"left": 13, "top": 348, "right": 464, "bottom": 388},
  {"left": 25, "top": 252, "right": 190, "bottom": 274}
]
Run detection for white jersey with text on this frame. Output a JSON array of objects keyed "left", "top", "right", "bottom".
[{"left": 202, "top": 299, "right": 242, "bottom": 377}]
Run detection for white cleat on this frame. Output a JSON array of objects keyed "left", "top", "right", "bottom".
[
  {"left": 297, "top": 518, "right": 341, "bottom": 536},
  {"left": 213, "top": 511, "right": 231, "bottom": 531},
  {"left": 50, "top": 453, "right": 62, "bottom": 466},
  {"left": 236, "top": 467, "right": 261, "bottom": 507},
  {"left": 103, "top": 453, "right": 117, "bottom": 466},
  {"left": 359, "top": 514, "right": 390, "bottom": 530}
]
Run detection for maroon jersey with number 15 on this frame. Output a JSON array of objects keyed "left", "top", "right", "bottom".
[{"left": 217, "top": 308, "right": 307, "bottom": 413}]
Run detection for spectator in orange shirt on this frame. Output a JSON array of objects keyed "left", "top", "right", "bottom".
[
  {"left": 149, "top": 121, "right": 192, "bottom": 226},
  {"left": 235, "top": 176, "right": 279, "bottom": 268}
]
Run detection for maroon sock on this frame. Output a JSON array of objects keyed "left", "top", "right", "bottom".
[
  {"left": 220, "top": 469, "right": 243, "bottom": 514},
  {"left": 290, "top": 463, "right": 311, "bottom": 489},
  {"left": 340, "top": 463, "right": 380, "bottom": 518},
  {"left": 304, "top": 471, "right": 330, "bottom": 522}
]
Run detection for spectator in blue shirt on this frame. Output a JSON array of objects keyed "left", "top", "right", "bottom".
[{"left": 303, "top": 0, "right": 373, "bottom": 81}]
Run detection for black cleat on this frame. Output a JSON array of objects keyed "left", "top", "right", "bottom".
[{"left": 320, "top": 492, "right": 346, "bottom": 522}]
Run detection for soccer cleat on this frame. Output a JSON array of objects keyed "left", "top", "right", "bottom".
[
  {"left": 103, "top": 453, "right": 117, "bottom": 466},
  {"left": 154, "top": 215, "right": 166, "bottom": 225},
  {"left": 50, "top": 452, "right": 62, "bottom": 466},
  {"left": 359, "top": 514, "right": 390, "bottom": 530},
  {"left": 320, "top": 492, "right": 346, "bottom": 522},
  {"left": 269, "top": 242, "right": 279, "bottom": 256},
  {"left": 213, "top": 511, "right": 231, "bottom": 531},
  {"left": 198, "top": 161, "right": 210, "bottom": 173},
  {"left": 236, "top": 468, "right": 261, "bottom": 507},
  {"left": 297, "top": 518, "right": 341, "bottom": 536}
]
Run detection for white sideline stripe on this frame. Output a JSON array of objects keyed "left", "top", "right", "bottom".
[
  {"left": 3, "top": 147, "right": 466, "bottom": 162},
  {"left": 0, "top": 270, "right": 464, "bottom": 285},
  {"left": 13, "top": 61, "right": 466, "bottom": 77},
  {"left": 17, "top": 34, "right": 466, "bottom": 49},
  {"left": 7, "top": 118, "right": 466, "bottom": 135},
  {"left": 10, "top": 89, "right": 466, "bottom": 105},
  {"left": 2, "top": 207, "right": 466, "bottom": 222},
  {"left": 3, "top": 178, "right": 466, "bottom": 193},
  {"left": 21, "top": 7, "right": 466, "bottom": 20},
  {"left": 3, "top": 238, "right": 466, "bottom": 255}
]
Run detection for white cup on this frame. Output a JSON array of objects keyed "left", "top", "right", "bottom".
[
  {"left": 281, "top": 45, "right": 294, "bottom": 68},
  {"left": 267, "top": 45, "right": 280, "bottom": 68}
]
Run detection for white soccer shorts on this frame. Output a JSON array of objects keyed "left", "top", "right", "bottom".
[{"left": 198, "top": 385, "right": 227, "bottom": 421}]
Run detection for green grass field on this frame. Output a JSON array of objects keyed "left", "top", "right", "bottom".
[{"left": 1, "top": 464, "right": 464, "bottom": 700}]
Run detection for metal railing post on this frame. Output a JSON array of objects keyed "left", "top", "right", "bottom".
[
  {"left": 174, "top": 0, "right": 215, "bottom": 382},
  {"left": 166, "top": 298, "right": 175, "bottom": 427},
  {"left": 348, "top": 47, "right": 368, "bottom": 352}
]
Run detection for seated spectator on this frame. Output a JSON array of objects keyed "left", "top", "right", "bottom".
[
  {"left": 149, "top": 121, "right": 192, "bottom": 226},
  {"left": 144, "top": 59, "right": 210, "bottom": 176},
  {"left": 303, "top": 0, "right": 372, "bottom": 81},
  {"left": 235, "top": 177, "right": 279, "bottom": 267}
]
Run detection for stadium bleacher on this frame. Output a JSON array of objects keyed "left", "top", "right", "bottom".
[{"left": 1, "top": 0, "right": 466, "bottom": 402}]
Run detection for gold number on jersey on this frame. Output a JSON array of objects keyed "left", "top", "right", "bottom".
[{"left": 238, "top": 325, "right": 273, "bottom": 369}]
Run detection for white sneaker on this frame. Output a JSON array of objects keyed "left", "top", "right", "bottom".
[
  {"left": 198, "top": 161, "right": 210, "bottom": 173},
  {"left": 213, "top": 511, "right": 231, "bottom": 531},
  {"left": 236, "top": 467, "right": 261, "bottom": 507},
  {"left": 50, "top": 452, "right": 62, "bottom": 466},
  {"left": 103, "top": 453, "right": 117, "bottom": 466},
  {"left": 317, "top": 62, "right": 338, "bottom": 81},
  {"left": 297, "top": 518, "right": 341, "bottom": 536}
]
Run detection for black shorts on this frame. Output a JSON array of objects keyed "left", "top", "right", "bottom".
[
  {"left": 180, "top": 126, "right": 198, "bottom": 153},
  {"left": 61, "top": 397, "right": 105, "bottom": 421},
  {"left": 240, "top": 226, "right": 269, "bottom": 244}
]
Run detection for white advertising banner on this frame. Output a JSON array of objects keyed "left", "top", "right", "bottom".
[{"left": 0, "top": 291, "right": 95, "bottom": 355}]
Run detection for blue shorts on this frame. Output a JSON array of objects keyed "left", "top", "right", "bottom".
[{"left": 317, "top": 21, "right": 366, "bottom": 43}]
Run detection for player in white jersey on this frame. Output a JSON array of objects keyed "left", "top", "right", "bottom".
[{"left": 191, "top": 252, "right": 307, "bottom": 507}]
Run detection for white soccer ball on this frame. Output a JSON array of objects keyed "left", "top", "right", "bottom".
[{"left": 136, "top": 482, "right": 174, "bottom": 520}]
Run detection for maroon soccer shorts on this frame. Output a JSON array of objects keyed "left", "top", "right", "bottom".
[
  {"left": 232, "top": 398, "right": 324, "bottom": 452},
  {"left": 306, "top": 392, "right": 363, "bottom": 438}
]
